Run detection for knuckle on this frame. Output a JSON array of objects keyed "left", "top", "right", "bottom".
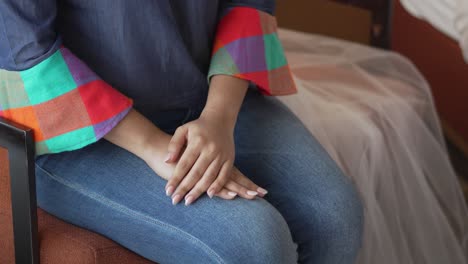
[
  {"left": 189, "top": 168, "right": 203, "bottom": 179},
  {"left": 236, "top": 186, "right": 247, "bottom": 194},
  {"left": 206, "top": 143, "right": 218, "bottom": 154},
  {"left": 190, "top": 187, "right": 204, "bottom": 196},
  {"left": 195, "top": 135, "right": 206, "bottom": 146},
  {"left": 209, "top": 182, "right": 221, "bottom": 191},
  {"left": 178, "top": 161, "right": 190, "bottom": 171},
  {"left": 176, "top": 186, "right": 190, "bottom": 194},
  {"left": 199, "top": 181, "right": 212, "bottom": 191},
  {"left": 174, "top": 126, "right": 184, "bottom": 135}
]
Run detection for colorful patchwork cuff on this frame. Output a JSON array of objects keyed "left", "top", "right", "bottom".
[
  {"left": 208, "top": 7, "right": 297, "bottom": 96},
  {"left": 0, "top": 47, "right": 133, "bottom": 155}
]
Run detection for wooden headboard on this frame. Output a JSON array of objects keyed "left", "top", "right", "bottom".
[{"left": 276, "top": 0, "right": 392, "bottom": 48}]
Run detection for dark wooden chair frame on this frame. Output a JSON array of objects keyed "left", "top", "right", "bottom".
[
  {"left": 0, "top": 1, "right": 394, "bottom": 263},
  {"left": 0, "top": 117, "right": 39, "bottom": 264}
]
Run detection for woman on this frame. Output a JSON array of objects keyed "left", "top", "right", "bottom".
[{"left": 0, "top": 1, "right": 363, "bottom": 263}]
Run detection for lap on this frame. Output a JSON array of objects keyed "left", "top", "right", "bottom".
[
  {"left": 35, "top": 138, "right": 297, "bottom": 263},
  {"left": 34, "top": 88, "right": 362, "bottom": 263}
]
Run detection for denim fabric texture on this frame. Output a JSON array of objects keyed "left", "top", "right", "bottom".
[{"left": 35, "top": 89, "right": 364, "bottom": 264}]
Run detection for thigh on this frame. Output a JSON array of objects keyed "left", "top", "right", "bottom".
[
  {"left": 35, "top": 138, "right": 298, "bottom": 264},
  {"left": 234, "top": 89, "right": 363, "bottom": 263}
]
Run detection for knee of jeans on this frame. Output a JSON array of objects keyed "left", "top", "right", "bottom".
[
  {"left": 217, "top": 200, "right": 298, "bottom": 264},
  {"left": 310, "top": 176, "right": 364, "bottom": 258}
]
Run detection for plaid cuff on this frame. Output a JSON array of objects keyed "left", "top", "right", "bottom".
[
  {"left": 208, "top": 7, "right": 297, "bottom": 96},
  {"left": 0, "top": 47, "right": 132, "bottom": 155}
]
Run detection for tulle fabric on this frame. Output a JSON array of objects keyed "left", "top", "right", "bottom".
[{"left": 276, "top": 29, "right": 468, "bottom": 264}]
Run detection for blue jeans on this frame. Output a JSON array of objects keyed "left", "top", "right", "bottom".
[{"left": 35, "top": 88, "right": 363, "bottom": 264}]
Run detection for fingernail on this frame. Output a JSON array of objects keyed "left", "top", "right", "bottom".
[
  {"left": 185, "top": 195, "right": 194, "bottom": 206},
  {"left": 164, "top": 153, "right": 172, "bottom": 163},
  {"left": 257, "top": 187, "right": 268, "bottom": 195},
  {"left": 172, "top": 194, "right": 181, "bottom": 205},
  {"left": 207, "top": 189, "right": 215, "bottom": 198},
  {"left": 166, "top": 186, "right": 174, "bottom": 196},
  {"left": 246, "top": 190, "right": 258, "bottom": 196},
  {"left": 227, "top": 191, "right": 237, "bottom": 197}
]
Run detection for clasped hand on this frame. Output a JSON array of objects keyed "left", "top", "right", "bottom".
[{"left": 164, "top": 111, "right": 268, "bottom": 206}]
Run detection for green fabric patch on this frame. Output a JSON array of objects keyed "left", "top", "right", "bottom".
[
  {"left": 20, "top": 50, "right": 77, "bottom": 105},
  {"left": 207, "top": 47, "right": 240, "bottom": 82},
  {"left": 0, "top": 70, "right": 30, "bottom": 109},
  {"left": 264, "top": 33, "right": 287, "bottom": 70},
  {"left": 43, "top": 126, "right": 96, "bottom": 154}
]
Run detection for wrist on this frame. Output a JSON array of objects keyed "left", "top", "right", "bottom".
[
  {"left": 105, "top": 109, "right": 170, "bottom": 161},
  {"left": 140, "top": 128, "right": 172, "bottom": 163},
  {"left": 200, "top": 106, "right": 237, "bottom": 128}
]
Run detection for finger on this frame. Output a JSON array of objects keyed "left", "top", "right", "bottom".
[
  {"left": 165, "top": 144, "right": 200, "bottom": 196},
  {"left": 207, "top": 161, "right": 232, "bottom": 197},
  {"left": 184, "top": 159, "right": 222, "bottom": 205},
  {"left": 232, "top": 167, "right": 268, "bottom": 197},
  {"left": 165, "top": 125, "right": 189, "bottom": 163},
  {"left": 224, "top": 180, "right": 257, "bottom": 200},
  {"left": 214, "top": 188, "right": 238, "bottom": 200},
  {"left": 171, "top": 153, "right": 212, "bottom": 205}
]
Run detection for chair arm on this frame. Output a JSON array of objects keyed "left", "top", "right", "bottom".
[{"left": 0, "top": 117, "right": 39, "bottom": 264}]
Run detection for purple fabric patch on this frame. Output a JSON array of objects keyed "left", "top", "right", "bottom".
[
  {"left": 60, "top": 48, "right": 99, "bottom": 86},
  {"left": 93, "top": 107, "right": 131, "bottom": 139},
  {"left": 225, "top": 35, "right": 267, "bottom": 73}
]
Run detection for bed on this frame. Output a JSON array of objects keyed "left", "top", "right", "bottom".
[
  {"left": 278, "top": 0, "right": 468, "bottom": 157},
  {"left": 275, "top": 1, "right": 468, "bottom": 263}
]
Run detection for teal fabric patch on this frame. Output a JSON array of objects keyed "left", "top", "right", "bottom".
[
  {"left": 264, "top": 33, "right": 287, "bottom": 70},
  {"left": 20, "top": 51, "right": 77, "bottom": 105},
  {"left": 0, "top": 70, "right": 30, "bottom": 110},
  {"left": 43, "top": 126, "right": 96, "bottom": 154}
]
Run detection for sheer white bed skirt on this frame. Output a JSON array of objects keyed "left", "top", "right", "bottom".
[{"left": 277, "top": 29, "right": 468, "bottom": 264}]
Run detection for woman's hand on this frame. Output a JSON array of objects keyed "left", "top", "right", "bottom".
[
  {"left": 103, "top": 108, "right": 267, "bottom": 206},
  {"left": 165, "top": 111, "right": 264, "bottom": 205},
  {"left": 164, "top": 74, "right": 268, "bottom": 205},
  {"left": 103, "top": 108, "right": 239, "bottom": 202},
  {"left": 142, "top": 129, "right": 267, "bottom": 205},
  {"left": 164, "top": 113, "right": 234, "bottom": 202}
]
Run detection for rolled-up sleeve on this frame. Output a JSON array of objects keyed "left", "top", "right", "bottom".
[
  {"left": 208, "top": 0, "right": 297, "bottom": 95},
  {"left": 0, "top": 0, "right": 133, "bottom": 155}
]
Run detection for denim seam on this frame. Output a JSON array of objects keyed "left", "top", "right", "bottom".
[{"left": 36, "top": 164, "right": 226, "bottom": 264}]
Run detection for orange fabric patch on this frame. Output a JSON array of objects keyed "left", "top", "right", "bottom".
[
  {"left": 259, "top": 11, "right": 277, "bottom": 35},
  {"left": 0, "top": 106, "right": 45, "bottom": 141},
  {"left": 268, "top": 65, "right": 297, "bottom": 95}
]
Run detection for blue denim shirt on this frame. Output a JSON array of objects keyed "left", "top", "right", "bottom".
[{"left": 0, "top": 0, "right": 275, "bottom": 117}]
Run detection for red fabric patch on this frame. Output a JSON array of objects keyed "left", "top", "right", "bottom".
[
  {"left": 215, "top": 7, "right": 263, "bottom": 47},
  {"left": 237, "top": 71, "right": 271, "bottom": 95},
  {"left": 78, "top": 80, "right": 132, "bottom": 124}
]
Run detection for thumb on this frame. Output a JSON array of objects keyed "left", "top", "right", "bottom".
[{"left": 165, "top": 125, "right": 188, "bottom": 163}]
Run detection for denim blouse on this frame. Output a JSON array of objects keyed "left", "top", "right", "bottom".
[{"left": 0, "top": 0, "right": 296, "bottom": 155}]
